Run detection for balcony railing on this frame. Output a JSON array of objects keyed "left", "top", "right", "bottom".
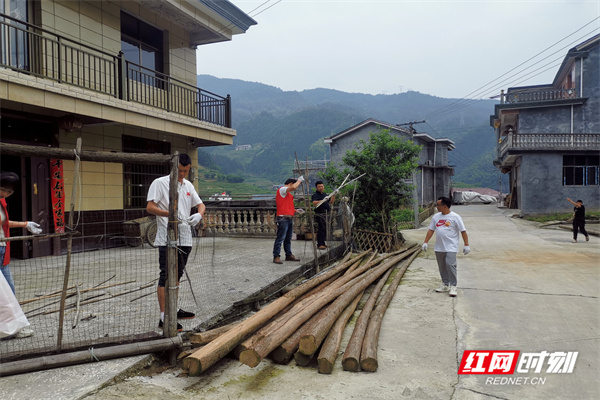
[
  {"left": 0, "top": 13, "right": 231, "bottom": 128},
  {"left": 499, "top": 133, "right": 600, "bottom": 156},
  {"left": 503, "top": 88, "right": 579, "bottom": 104}
]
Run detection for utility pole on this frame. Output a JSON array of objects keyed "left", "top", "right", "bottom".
[
  {"left": 397, "top": 120, "right": 427, "bottom": 226},
  {"left": 396, "top": 120, "right": 426, "bottom": 133}
]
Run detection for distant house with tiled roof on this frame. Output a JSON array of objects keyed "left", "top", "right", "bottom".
[{"left": 324, "top": 118, "right": 455, "bottom": 205}]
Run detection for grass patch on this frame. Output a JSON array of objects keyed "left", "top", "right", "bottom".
[{"left": 525, "top": 211, "right": 600, "bottom": 223}]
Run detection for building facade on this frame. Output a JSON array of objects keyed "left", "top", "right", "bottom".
[
  {"left": 324, "top": 119, "right": 455, "bottom": 206},
  {"left": 490, "top": 35, "right": 600, "bottom": 214},
  {"left": 0, "top": 0, "right": 255, "bottom": 256}
]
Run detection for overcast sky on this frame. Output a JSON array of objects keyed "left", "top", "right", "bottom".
[{"left": 196, "top": 0, "right": 599, "bottom": 99}]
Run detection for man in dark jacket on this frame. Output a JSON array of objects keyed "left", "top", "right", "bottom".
[
  {"left": 311, "top": 181, "right": 336, "bottom": 250},
  {"left": 567, "top": 198, "right": 589, "bottom": 243}
]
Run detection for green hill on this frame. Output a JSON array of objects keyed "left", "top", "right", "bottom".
[{"left": 197, "top": 75, "right": 501, "bottom": 189}]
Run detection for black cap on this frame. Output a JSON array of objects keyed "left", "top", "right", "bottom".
[{"left": 0, "top": 171, "right": 19, "bottom": 189}]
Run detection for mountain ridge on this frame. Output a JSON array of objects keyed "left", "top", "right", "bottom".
[{"left": 197, "top": 74, "right": 501, "bottom": 188}]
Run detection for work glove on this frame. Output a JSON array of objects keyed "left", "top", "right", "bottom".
[
  {"left": 26, "top": 221, "right": 42, "bottom": 234},
  {"left": 187, "top": 213, "right": 203, "bottom": 227},
  {"left": 297, "top": 175, "right": 305, "bottom": 183},
  {"left": 463, "top": 246, "right": 471, "bottom": 255},
  {"left": 422, "top": 243, "right": 428, "bottom": 252},
  {"left": 295, "top": 208, "right": 305, "bottom": 215}
]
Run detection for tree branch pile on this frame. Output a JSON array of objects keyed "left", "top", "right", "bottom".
[{"left": 183, "top": 245, "right": 421, "bottom": 376}]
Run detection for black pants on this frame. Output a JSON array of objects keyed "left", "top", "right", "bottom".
[
  {"left": 573, "top": 220, "right": 588, "bottom": 240},
  {"left": 315, "top": 213, "right": 327, "bottom": 246}
]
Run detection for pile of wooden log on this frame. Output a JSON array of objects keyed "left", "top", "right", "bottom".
[{"left": 183, "top": 244, "right": 421, "bottom": 375}]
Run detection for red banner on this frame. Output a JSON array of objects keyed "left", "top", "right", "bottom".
[{"left": 50, "top": 159, "right": 65, "bottom": 233}]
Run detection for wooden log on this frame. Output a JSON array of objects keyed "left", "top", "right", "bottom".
[
  {"left": 0, "top": 142, "right": 172, "bottom": 164},
  {"left": 239, "top": 252, "right": 388, "bottom": 366},
  {"left": 269, "top": 305, "right": 330, "bottom": 364},
  {"left": 317, "top": 291, "right": 363, "bottom": 374},
  {"left": 294, "top": 349, "right": 316, "bottom": 367},
  {"left": 298, "top": 253, "right": 405, "bottom": 356},
  {"left": 342, "top": 265, "right": 395, "bottom": 371},
  {"left": 360, "top": 248, "right": 421, "bottom": 372},
  {"left": 233, "top": 255, "right": 366, "bottom": 360},
  {"left": 189, "top": 322, "right": 240, "bottom": 346},
  {"left": 183, "top": 250, "right": 370, "bottom": 376},
  {"left": 239, "top": 248, "right": 416, "bottom": 368}
]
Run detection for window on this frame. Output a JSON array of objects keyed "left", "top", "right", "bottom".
[
  {"left": 120, "top": 11, "right": 164, "bottom": 82},
  {"left": 122, "top": 135, "right": 170, "bottom": 208},
  {"left": 0, "top": 0, "right": 29, "bottom": 70},
  {"left": 563, "top": 155, "right": 599, "bottom": 186}
]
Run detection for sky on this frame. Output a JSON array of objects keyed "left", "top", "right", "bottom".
[{"left": 196, "top": 0, "right": 600, "bottom": 100}]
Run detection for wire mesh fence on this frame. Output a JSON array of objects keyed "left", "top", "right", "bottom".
[{"left": 0, "top": 144, "right": 337, "bottom": 365}]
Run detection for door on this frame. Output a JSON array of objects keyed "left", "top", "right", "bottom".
[{"left": 30, "top": 157, "right": 52, "bottom": 257}]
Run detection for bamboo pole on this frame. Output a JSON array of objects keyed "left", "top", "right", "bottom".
[
  {"left": 342, "top": 264, "right": 395, "bottom": 371},
  {"left": 317, "top": 291, "right": 363, "bottom": 374},
  {"left": 57, "top": 137, "right": 82, "bottom": 351},
  {"left": 239, "top": 250, "right": 413, "bottom": 368},
  {"left": 182, "top": 250, "right": 368, "bottom": 376},
  {"left": 360, "top": 248, "right": 421, "bottom": 372}
]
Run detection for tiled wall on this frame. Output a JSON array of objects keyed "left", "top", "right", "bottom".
[{"left": 38, "top": 0, "right": 198, "bottom": 85}]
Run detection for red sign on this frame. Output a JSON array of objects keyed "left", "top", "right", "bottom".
[
  {"left": 50, "top": 159, "right": 65, "bottom": 233},
  {"left": 458, "top": 351, "right": 520, "bottom": 374}
]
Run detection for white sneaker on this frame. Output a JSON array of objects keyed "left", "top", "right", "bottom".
[
  {"left": 449, "top": 286, "right": 458, "bottom": 297},
  {"left": 435, "top": 284, "right": 450, "bottom": 292},
  {"left": 15, "top": 328, "right": 33, "bottom": 338}
]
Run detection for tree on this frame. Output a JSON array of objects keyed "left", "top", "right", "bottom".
[{"left": 321, "top": 129, "right": 421, "bottom": 234}]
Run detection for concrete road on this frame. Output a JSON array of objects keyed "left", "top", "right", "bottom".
[{"left": 4, "top": 205, "right": 599, "bottom": 400}]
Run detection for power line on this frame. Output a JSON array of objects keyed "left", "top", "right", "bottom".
[{"left": 421, "top": 19, "right": 600, "bottom": 120}]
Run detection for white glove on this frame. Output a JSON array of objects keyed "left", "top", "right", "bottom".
[
  {"left": 297, "top": 175, "right": 305, "bottom": 183},
  {"left": 295, "top": 208, "right": 305, "bottom": 215},
  {"left": 422, "top": 243, "right": 428, "bottom": 252},
  {"left": 332, "top": 188, "right": 339, "bottom": 196},
  {"left": 26, "top": 221, "right": 42, "bottom": 234},
  {"left": 463, "top": 246, "right": 471, "bottom": 255},
  {"left": 187, "top": 213, "right": 203, "bottom": 227}
]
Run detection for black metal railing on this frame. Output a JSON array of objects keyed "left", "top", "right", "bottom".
[{"left": 0, "top": 13, "right": 231, "bottom": 127}]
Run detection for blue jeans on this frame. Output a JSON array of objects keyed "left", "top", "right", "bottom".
[
  {"left": 273, "top": 217, "right": 293, "bottom": 258},
  {"left": 0, "top": 247, "right": 16, "bottom": 294}
]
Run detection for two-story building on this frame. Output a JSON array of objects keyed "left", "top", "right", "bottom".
[
  {"left": 324, "top": 119, "right": 455, "bottom": 206},
  {"left": 0, "top": 0, "right": 256, "bottom": 256},
  {"left": 491, "top": 34, "right": 599, "bottom": 214}
]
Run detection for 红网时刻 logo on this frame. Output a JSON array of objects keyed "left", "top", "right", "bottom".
[{"left": 458, "top": 350, "right": 578, "bottom": 385}]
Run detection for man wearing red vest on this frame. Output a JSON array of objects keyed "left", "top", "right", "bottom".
[{"left": 273, "top": 176, "right": 304, "bottom": 264}]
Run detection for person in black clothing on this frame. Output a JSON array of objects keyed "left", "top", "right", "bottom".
[
  {"left": 567, "top": 198, "right": 589, "bottom": 243},
  {"left": 311, "top": 181, "right": 337, "bottom": 250}
]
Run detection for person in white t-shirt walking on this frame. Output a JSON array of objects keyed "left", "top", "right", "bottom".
[
  {"left": 421, "top": 197, "right": 470, "bottom": 297},
  {"left": 147, "top": 154, "right": 205, "bottom": 332}
]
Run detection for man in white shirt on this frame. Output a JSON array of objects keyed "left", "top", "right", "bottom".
[
  {"left": 422, "top": 197, "right": 470, "bottom": 297},
  {"left": 147, "top": 154, "right": 205, "bottom": 332}
]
